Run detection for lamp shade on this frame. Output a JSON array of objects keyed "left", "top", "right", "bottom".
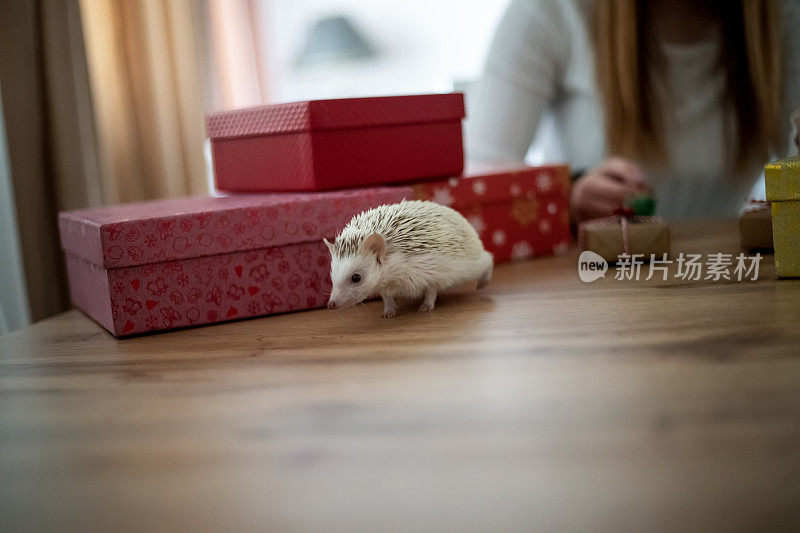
[{"left": 296, "top": 15, "right": 376, "bottom": 66}]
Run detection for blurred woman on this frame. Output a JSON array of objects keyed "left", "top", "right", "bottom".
[{"left": 467, "top": 0, "right": 800, "bottom": 221}]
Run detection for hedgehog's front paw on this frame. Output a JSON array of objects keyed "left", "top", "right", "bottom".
[
  {"left": 380, "top": 293, "right": 396, "bottom": 318},
  {"left": 417, "top": 302, "right": 434, "bottom": 313}
]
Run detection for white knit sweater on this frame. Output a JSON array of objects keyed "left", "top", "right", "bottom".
[{"left": 466, "top": 0, "right": 800, "bottom": 220}]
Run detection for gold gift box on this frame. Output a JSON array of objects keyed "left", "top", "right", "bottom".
[{"left": 765, "top": 158, "right": 800, "bottom": 278}]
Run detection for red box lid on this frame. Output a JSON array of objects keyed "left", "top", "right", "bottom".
[
  {"left": 411, "top": 162, "right": 570, "bottom": 209},
  {"left": 59, "top": 187, "right": 410, "bottom": 269},
  {"left": 206, "top": 93, "right": 465, "bottom": 140}
]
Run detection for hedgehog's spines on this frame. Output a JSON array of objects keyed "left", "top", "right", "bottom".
[{"left": 332, "top": 200, "right": 484, "bottom": 260}]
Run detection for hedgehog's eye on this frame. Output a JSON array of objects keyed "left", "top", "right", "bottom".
[{"left": 350, "top": 273, "right": 361, "bottom": 284}]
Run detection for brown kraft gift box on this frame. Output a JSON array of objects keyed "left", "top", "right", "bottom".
[
  {"left": 739, "top": 205, "right": 773, "bottom": 251},
  {"left": 579, "top": 217, "right": 670, "bottom": 263}
]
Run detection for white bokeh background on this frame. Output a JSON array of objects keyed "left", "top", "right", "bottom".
[{"left": 261, "top": 0, "right": 508, "bottom": 101}]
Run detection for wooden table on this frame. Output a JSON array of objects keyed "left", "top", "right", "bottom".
[{"left": 2, "top": 219, "right": 799, "bottom": 532}]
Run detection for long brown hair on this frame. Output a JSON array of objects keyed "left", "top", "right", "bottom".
[{"left": 593, "top": 0, "right": 782, "bottom": 170}]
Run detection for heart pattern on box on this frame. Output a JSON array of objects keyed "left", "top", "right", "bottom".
[
  {"left": 107, "top": 241, "right": 332, "bottom": 334},
  {"left": 60, "top": 187, "right": 410, "bottom": 336},
  {"left": 83, "top": 189, "right": 403, "bottom": 268}
]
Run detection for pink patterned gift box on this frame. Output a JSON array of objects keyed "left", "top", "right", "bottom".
[{"left": 59, "top": 187, "right": 410, "bottom": 337}]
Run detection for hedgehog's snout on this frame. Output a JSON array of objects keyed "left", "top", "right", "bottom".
[{"left": 327, "top": 292, "right": 357, "bottom": 310}]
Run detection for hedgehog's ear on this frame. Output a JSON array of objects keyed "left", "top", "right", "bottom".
[
  {"left": 323, "top": 237, "right": 334, "bottom": 255},
  {"left": 361, "top": 233, "right": 386, "bottom": 265}
]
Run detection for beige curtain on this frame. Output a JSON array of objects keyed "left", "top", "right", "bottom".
[
  {"left": 79, "top": 0, "right": 209, "bottom": 203},
  {"left": 0, "top": 0, "right": 213, "bottom": 323},
  {"left": 0, "top": 0, "right": 270, "bottom": 325},
  {"left": 0, "top": 0, "right": 101, "bottom": 321},
  {"left": 206, "top": 0, "right": 271, "bottom": 110}
]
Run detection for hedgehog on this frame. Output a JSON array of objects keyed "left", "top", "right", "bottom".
[{"left": 324, "top": 200, "right": 493, "bottom": 317}]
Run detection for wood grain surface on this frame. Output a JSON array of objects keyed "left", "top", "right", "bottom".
[{"left": 2, "top": 219, "right": 800, "bottom": 532}]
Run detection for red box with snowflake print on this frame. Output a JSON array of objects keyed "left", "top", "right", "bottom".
[
  {"left": 206, "top": 93, "right": 465, "bottom": 191},
  {"left": 411, "top": 163, "right": 571, "bottom": 262},
  {"left": 58, "top": 187, "right": 410, "bottom": 337}
]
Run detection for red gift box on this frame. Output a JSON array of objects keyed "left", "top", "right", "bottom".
[
  {"left": 206, "top": 94, "right": 465, "bottom": 192},
  {"left": 58, "top": 187, "right": 410, "bottom": 337},
  {"left": 411, "top": 163, "right": 571, "bottom": 262}
]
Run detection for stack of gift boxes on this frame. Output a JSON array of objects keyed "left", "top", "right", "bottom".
[{"left": 59, "top": 93, "right": 571, "bottom": 336}]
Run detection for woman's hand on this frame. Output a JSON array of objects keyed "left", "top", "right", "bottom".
[{"left": 570, "top": 157, "right": 651, "bottom": 223}]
